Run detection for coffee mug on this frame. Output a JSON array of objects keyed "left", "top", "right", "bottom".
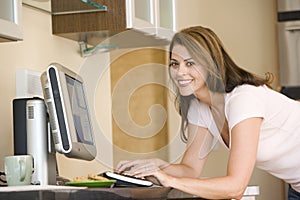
[{"left": 5, "top": 155, "right": 34, "bottom": 186}]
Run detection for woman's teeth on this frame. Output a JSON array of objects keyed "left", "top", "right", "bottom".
[{"left": 178, "top": 80, "right": 192, "bottom": 86}]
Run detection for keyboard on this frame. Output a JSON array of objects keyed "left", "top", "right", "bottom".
[{"left": 102, "top": 171, "right": 153, "bottom": 187}]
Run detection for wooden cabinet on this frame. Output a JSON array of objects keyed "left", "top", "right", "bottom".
[
  {"left": 51, "top": 0, "right": 176, "bottom": 46},
  {"left": 51, "top": 0, "right": 127, "bottom": 46}
]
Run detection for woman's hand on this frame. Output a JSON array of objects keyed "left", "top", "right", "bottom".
[
  {"left": 116, "top": 158, "right": 169, "bottom": 177},
  {"left": 144, "top": 169, "right": 173, "bottom": 187}
]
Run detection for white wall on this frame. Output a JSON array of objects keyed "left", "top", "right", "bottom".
[
  {"left": 176, "top": 0, "right": 279, "bottom": 86},
  {"left": 0, "top": 5, "right": 113, "bottom": 180}
]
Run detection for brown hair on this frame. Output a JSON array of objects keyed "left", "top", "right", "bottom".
[{"left": 169, "top": 26, "right": 273, "bottom": 142}]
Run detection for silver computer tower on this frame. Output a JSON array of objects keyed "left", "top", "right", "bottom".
[{"left": 26, "top": 98, "right": 57, "bottom": 185}]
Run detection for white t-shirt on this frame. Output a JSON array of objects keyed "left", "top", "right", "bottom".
[{"left": 187, "top": 84, "right": 300, "bottom": 192}]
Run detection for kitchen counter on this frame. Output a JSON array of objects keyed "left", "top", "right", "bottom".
[
  {"left": 0, "top": 185, "right": 259, "bottom": 200},
  {"left": 0, "top": 185, "right": 197, "bottom": 200}
]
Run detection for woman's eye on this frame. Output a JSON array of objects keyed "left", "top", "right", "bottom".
[
  {"left": 186, "top": 61, "right": 195, "bottom": 67},
  {"left": 169, "top": 62, "right": 179, "bottom": 68}
]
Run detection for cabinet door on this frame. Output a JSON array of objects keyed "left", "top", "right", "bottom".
[
  {"left": 126, "top": 0, "right": 176, "bottom": 40},
  {"left": 0, "top": 0, "right": 22, "bottom": 42},
  {"left": 126, "top": 0, "right": 157, "bottom": 35},
  {"left": 156, "top": 0, "right": 176, "bottom": 40}
]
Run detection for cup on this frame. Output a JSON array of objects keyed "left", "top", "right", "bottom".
[{"left": 4, "top": 155, "right": 33, "bottom": 186}]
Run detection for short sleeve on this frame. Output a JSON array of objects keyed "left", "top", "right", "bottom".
[
  {"left": 187, "top": 99, "right": 220, "bottom": 158},
  {"left": 225, "top": 86, "right": 265, "bottom": 130},
  {"left": 187, "top": 99, "right": 211, "bottom": 128}
]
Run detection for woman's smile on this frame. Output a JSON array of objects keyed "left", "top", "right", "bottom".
[{"left": 178, "top": 79, "right": 193, "bottom": 87}]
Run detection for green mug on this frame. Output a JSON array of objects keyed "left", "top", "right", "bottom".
[{"left": 5, "top": 155, "right": 34, "bottom": 186}]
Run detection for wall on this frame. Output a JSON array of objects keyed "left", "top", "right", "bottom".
[
  {"left": 0, "top": 5, "right": 113, "bottom": 180},
  {"left": 176, "top": 0, "right": 279, "bottom": 87}
]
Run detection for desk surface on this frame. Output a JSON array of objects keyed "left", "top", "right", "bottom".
[
  {"left": 0, "top": 185, "right": 259, "bottom": 200},
  {"left": 0, "top": 185, "right": 206, "bottom": 200}
]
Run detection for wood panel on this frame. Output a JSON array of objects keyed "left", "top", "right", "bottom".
[
  {"left": 51, "top": 0, "right": 127, "bottom": 40},
  {"left": 110, "top": 48, "right": 169, "bottom": 159}
]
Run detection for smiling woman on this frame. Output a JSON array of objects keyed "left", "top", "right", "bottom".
[{"left": 116, "top": 26, "right": 300, "bottom": 200}]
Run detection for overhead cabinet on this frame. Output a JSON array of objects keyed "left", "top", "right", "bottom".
[
  {"left": 51, "top": 0, "right": 176, "bottom": 46},
  {"left": 127, "top": 0, "right": 177, "bottom": 39},
  {"left": 51, "top": 0, "right": 126, "bottom": 45},
  {"left": 0, "top": 0, "right": 23, "bottom": 42}
]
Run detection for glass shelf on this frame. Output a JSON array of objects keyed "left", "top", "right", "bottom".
[
  {"left": 79, "top": 41, "right": 118, "bottom": 57},
  {"left": 22, "top": 0, "right": 107, "bottom": 14},
  {"left": 81, "top": 0, "right": 107, "bottom": 10}
]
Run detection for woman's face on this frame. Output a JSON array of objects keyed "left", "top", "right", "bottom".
[{"left": 169, "top": 44, "right": 208, "bottom": 97}]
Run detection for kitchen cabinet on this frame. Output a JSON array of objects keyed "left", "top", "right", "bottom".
[
  {"left": 126, "top": 0, "right": 157, "bottom": 34},
  {"left": 0, "top": 0, "right": 23, "bottom": 42},
  {"left": 156, "top": 0, "right": 177, "bottom": 39},
  {"left": 51, "top": 0, "right": 127, "bottom": 46},
  {"left": 49, "top": 0, "right": 173, "bottom": 56},
  {"left": 127, "top": 0, "right": 177, "bottom": 39},
  {"left": 23, "top": 0, "right": 175, "bottom": 53},
  {"left": 51, "top": 0, "right": 176, "bottom": 46}
]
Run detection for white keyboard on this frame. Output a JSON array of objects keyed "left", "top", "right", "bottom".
[{"left": 103, "top": 171, "right": 153, "bottom": 187}]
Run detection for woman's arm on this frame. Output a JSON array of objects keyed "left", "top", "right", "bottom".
[
  {"left": 150, "top": 117, "right": 262, "bottom": 200},
  {"left": 163, "top": 124, "right": 210, "bottom": 178},
  {"left": 116, "top": 124, "right": 210, "bottom": 178}
]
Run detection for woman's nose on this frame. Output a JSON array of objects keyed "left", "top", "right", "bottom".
[{"left": 177, "top": 63, "right": 188, "bottom": 74}]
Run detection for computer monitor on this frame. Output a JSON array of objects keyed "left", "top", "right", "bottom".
[{"left": 40, "top": 63, "right": 96, "bottom": 161}]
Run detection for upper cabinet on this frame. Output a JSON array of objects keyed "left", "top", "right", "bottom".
[
  {"left": 126, "top": 0, "right": 158, "bottom": 35},
  {"left": 22, "top": 0, "right": 177, "bottom": 50},
  {"left": 127, "top": 0, "right": 177, "bottom": 39},
  {"left": 0, "top": 0, "right": 23, "bottom": 42},
  {"left": 156, "top": 0, "right": 177, "bottom": 39},
  {"left": 50, "top": 0, "right": 176, "bottom": 45},
  {"left": 51, "top": 0, "right": 127, "bottom": 45}
]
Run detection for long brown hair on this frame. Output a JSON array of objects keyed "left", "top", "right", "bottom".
[{"left": 169, "top": 26, "right": 273, "bottom": 142}]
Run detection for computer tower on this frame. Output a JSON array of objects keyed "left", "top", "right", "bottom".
[
  {"left": 13, "top": 98, "right": 28, "bottom": 155},
  {"left": 13, "top": 98, "right": 57, "bottom": 185}
]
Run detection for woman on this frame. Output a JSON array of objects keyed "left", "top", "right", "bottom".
[{"left": 116, "top": 26, "right": 300, "bottom": 200}]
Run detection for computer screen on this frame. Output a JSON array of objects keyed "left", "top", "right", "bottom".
[
  {"left": 65, "top": 74, "right": 94, "bottom": 146},
  {"left": 40, "top": 63, "right": 96, "bottom": 161}
]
